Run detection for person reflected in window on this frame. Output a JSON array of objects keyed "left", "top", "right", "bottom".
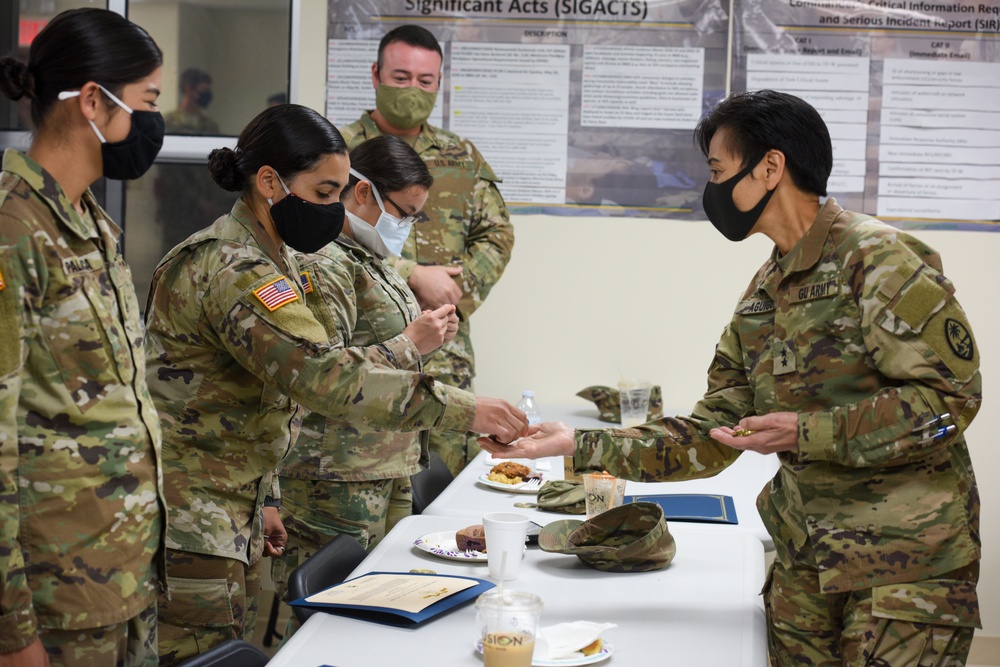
[
  {"left": 155, "top": 68, "right": 230, "bottom": 252},
  {"left": 163, "top": 67, "right": 218, "bottom": 135}
]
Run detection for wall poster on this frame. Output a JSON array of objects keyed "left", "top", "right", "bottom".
[
  {"left": 733, "top": 0, "right": 1000, "bottom": 231},
  {"left": 325, "top": 0, "right": 729, "bottom": 219},
  {"left": 327, "top": 0, "right": 1000, "bottom": 229}
]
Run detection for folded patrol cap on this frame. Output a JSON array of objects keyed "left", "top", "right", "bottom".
[{"left": 538, "top": 501, "right": 675, "bottom": 572}]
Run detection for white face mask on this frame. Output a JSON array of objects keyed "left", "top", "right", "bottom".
[
  {"left": 349, "top": 168, "right": 415, "bottom": 257},
  {"left": 346, "top": 209, "right": 390, "bottom": 258}
]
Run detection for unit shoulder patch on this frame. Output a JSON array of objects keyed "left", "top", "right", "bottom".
[{"left": 945, "top": 318, "right": 974, "bottom": 361}]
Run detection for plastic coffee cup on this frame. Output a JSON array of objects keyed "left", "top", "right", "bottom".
[
  {"left": 582, "top": 473, "right": 627, "bottom": 518},
  {"left": 618, "top": 380, "right": 652, "bottom": 428},
  {"left": 476, "top": 590, "right": 543, "bottom": 667},
  {"left": 483, "top": 512, "right": 529, "bottom": 581}
]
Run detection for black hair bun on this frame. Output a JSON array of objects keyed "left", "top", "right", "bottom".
[
  {"left": 208, "top": 147, "right": 244, "bottom": 192},
  {"left": 0, "top": 57, "right": 34, "bottom": 101}
]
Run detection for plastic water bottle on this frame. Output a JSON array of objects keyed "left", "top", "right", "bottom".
[{"left": 515, "top": 390, "right": 541, "bottom": 425}]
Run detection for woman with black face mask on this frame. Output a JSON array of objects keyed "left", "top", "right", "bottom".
[
  {"left": 0, "top": 8, "right": 166, "bottom": 667},
  {"left": 143, "top": 104, "right": 527, "bottom": 665}
]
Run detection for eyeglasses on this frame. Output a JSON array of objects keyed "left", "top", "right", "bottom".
[{"left": 381, "top": 191, "right": 428, "bottom": 226}]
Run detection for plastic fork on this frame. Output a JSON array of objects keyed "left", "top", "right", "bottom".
[{"left": 520, "top": 478, "right": 542, "bottom": 490}]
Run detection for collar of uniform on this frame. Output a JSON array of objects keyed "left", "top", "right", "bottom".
[
  {"left": 229, "top": 196, "right": 293, "bottom": 272},
  {"left": 2, "top": 148, "right": 100, "bottom": 242},
  {"left": 776, "top": 197, "right": 843, "bottom": 276},
  {"left": 359, "top": 109, "right": 441, "bottom": 153},
  {"left": 336, "top": 232, "right": 379, "bottom": 262}
]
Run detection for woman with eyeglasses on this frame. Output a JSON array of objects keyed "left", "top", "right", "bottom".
[
  {"left": 271, "top": 135, "right": 461, "bottom": 635},
  {"left": 0, "top": 9, "right": 166, "bottom": 667},
  {"left": 144, "top": 108, "right": 525, "bottom": 664}
]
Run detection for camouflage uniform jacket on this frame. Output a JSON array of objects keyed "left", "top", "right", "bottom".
[
  {"left": 0, "top": 150, "right": 165, "bottom": 650},
  {"left": 145, "top": 199, "right": 476, "bottom": 565},
  {"left": 162, "top": 108, "right": 220, "bottom": 135},
  {"left": 340, "top": 112, "right": 514, "bottom": 375},
  {"left": 281, "top": 235, "right": 442, "bottom": 482},
  {"left": 573, "top": 199, "right": 981, "bottom": 596}
]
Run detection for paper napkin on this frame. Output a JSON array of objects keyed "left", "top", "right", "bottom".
[{"left": 534, "top": 621, "right": 618, "bottom": 660}]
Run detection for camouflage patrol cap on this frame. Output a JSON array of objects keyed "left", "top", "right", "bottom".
[{"left": 538, "top": 502, "right": 675, "bottom": 572}]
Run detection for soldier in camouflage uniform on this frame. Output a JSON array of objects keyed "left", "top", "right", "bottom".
[
  {"left": 0, "top": 9, "right": 166, "bottom": 666},
  {"left": 145, "top": 105, "right": 524, "bottom": 665},
  {"left": 273, "top": 135, "right": 464, "bottom": 637},
  {"left": 484, "top": 91, "right": 982, "bottom": 666},
  {"left": 341, "top": 24, "right": 515, "bottom": 476}
]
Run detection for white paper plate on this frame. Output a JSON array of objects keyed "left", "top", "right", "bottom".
[
  {"left": 413, "top": 531, "right": 488, "bottom": 562},
  {"left": 477, "top": 473, "right": 542, "bottom": 494},
  {"left": 474, "top": 639, "right": 614, "bottom": 666}
]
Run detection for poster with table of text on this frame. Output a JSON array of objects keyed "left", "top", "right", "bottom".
[
  {"left": 325, "top": 0, "right": 729, "bottom": 219},
  {"left": 732, "top": 0, "right": 1000, "bottom": 231}
]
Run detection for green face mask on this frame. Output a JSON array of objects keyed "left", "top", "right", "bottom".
[{"left": 375, "top": 85, "right": 437, "bottom": 130}]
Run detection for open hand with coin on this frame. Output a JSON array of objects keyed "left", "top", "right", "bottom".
[{"left": 710, "top": 412, "right": 799, "bottom": 455}]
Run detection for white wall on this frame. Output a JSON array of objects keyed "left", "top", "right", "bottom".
[
  {"left": 295, "top": 2, "right": 999, "bottom": 642},
  {"left": 471, "top": 215, "right": 1000, "bottom": 641}
]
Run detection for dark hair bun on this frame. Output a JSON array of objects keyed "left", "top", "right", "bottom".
[
  {"left": 208, "top": 147, "right": 244, "bottom": 192},
  {"left": 0, "top": 57, "right": 34, "bottom": 101}
]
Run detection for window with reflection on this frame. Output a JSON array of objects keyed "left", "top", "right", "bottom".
[
  {"left": 124, "top": 0, "right": 292, "bottom": 305},
  {"left": 125, "top": 162, "right": 235, "bottom": 308},
  {"left": 131, "top": 0, "right": 291, "bottom": 137}
]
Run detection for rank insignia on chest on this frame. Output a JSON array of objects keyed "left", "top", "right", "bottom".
[
  {"left": 772, "top": 339, "right": 797, "bottom": 375},
  {"left": 299, "top": 271, "right": 314, "bottom": 295},
  {"left": 253, "top": 277, "right": 299, "bottom": 311}
]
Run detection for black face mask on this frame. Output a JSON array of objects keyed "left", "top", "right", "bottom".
[
  {"left": 702, "top": 154, "right": 775, "bottom": 242},
  {"left": 101, "top": 110, "right": 165, "bottom": 181},
  {"left": 196, "top": 89, "right": 213, "bottom": 108},
  {"left": 269, "top": 182, "right": 345, "bottom": 254},
  {"left": 60, "top": 84, "right": 165, "bottom": 181}
]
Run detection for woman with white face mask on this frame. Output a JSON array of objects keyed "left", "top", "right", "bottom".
[{"left": 272, "top": 135, "right": 467, "bottom": 637}]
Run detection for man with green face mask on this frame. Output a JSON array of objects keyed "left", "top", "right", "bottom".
[{"left": 341, "top": 24, "right": 515, "bottom": 477}]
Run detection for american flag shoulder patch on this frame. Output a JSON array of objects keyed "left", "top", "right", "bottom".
[
  {"left": 252, "top": 276, "right": 299, "bottom": 312},
  {"left": 299, "top": 270, "right": 314, "bottom": 295}
]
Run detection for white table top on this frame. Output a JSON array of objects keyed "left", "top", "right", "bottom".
[
  {"left": 425, "top": 403, "right": 779, "bottom": 550},
  {"left": 266, "top": 514, "right": 767, "bottom": 667}
]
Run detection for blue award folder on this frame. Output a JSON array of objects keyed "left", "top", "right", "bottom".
[
  {"left": 288, "top": 571, "right": 494, "bottom": 626},
  {"left": 624, "top": 493, "right": 739, "bottom": 524}
]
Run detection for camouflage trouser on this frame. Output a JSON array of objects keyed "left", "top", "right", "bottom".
[
  {"left": 271, "top": 476, "right": 411, "bottom": 639},
  {"left": 424, "top": 353, "right": 477, "bottom": 476},
  {"left": 765, "top": 556, "right": 979, "bottom": 667},
  {"left": 156, "top": 549, "right": 263, "bottom": 666},
  {"left": 40, "top": 604, "right": 157, "bottom": 667}
]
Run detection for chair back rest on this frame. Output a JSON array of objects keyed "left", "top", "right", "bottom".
[
  {"left": 288, "top": 533, "right": 368, "bottom": 624},
  {"left": 411, "top": 451, "right": 454, "bottom": 514},
  {"left": 175, "top": 639, "right": 269, "bottom": 667}
]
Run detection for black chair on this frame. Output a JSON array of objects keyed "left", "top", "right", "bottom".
[
  {"left": 287, "top": 533, "right": 368, "bottom": 624},
  {"left": 411, "top": 451, "right": 454, "bottom": 514},
  {"left": 261, "top": 591, "right": 283, "bottom": 647},
  {"left": 176, "top": 639, "right": 269, "bottom": 667}
]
